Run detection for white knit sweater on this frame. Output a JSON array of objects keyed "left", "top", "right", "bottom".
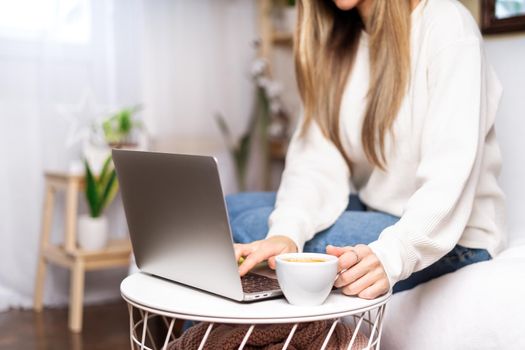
[{"left": 267, "top": 0, "right": 506, "bottom": 287}]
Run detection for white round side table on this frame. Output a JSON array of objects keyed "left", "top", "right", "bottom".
[{"left": 121, "top": 272, "right": 391, "bottom": 350}]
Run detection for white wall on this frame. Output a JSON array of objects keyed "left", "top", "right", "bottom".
[
  {"left": 140, "top": 0, "right": 259, "bottom": 194},
  {"left": 484, "top": 34, "right": 525, "bottom": 244},
  {"left": 459, "top": 0, "right": 525, "bottom": 244}
]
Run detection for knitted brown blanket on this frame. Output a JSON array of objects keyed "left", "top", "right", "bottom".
[{"left": 168, "top": 320, "right": 368, "bottom": 350}]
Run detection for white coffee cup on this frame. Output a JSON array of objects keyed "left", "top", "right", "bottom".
[{"left": 275, "top": 252, "right": 338, "bottom": 306}]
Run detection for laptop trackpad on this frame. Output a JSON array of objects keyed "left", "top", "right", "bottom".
[{"left": 250, "top": 263, "right": 277, "bottom": 279}]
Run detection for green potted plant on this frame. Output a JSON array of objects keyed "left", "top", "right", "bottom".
[
  {"left": 78, "top": 156, "right": 119, "bottom": 250},
  {"left": 215, "top": 113, "right": 255, "bottom": 191},
  {"left": 102, "top": 106, "right": 143, "bottom": 148}
]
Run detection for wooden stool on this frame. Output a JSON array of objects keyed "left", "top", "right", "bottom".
[{"left": 33, "top": 172, "right": 132, "bottom": 332}]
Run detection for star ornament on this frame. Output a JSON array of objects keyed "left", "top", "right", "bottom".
[{"left": 57, "top": 89, "right": 110, "bottom": 149}]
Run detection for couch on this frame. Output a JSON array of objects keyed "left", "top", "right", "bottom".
[{"left": 382, "top": 240, "right": 525, "bottom": 349}]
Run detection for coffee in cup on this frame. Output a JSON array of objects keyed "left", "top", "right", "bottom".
[
  {"left": 275, "top": 253, "right": 338, "bottom": 306},
  {"left": 283, "top": 258, "right": 327, "bottom": 263}
]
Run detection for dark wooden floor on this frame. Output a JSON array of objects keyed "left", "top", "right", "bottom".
[{"left": 0, "top": 301, "right": 130, "bottom": 350}]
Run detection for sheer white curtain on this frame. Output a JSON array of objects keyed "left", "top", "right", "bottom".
[
  {"left": 0, "top": 0, "right": 258, "bottom": 311},
  {"left": 0, "top": 0, "right": 143, "bottom": 310}
]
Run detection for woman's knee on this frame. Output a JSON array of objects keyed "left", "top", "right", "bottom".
[
  {"left": 230, "top": 206, "right": 273, "bottom": 244},
  {"left": 225, "top": 192, "right": 276, "bottom": 222}
]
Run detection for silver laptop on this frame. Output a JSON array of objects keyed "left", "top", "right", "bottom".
[{"left": 112, "top": 149, "right": 282, "bottom": 302}]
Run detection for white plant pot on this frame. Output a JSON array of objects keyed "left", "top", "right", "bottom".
[{"left": 78, "top": 215, "right": 109, "bottom": 251}]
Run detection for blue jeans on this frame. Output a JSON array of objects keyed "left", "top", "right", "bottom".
[{"left": 227, "top": 192, "right": 491, "bottom": 293}]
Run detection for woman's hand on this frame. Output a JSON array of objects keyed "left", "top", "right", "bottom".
[
  {"left": 326, "top": 244, "right": 389, "bottom": 300},
  {"left": 234, "top": 236, "right": 298, "bottom": 276}
]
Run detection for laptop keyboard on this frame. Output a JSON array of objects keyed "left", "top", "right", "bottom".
[{"left": 241, "top": 273, "right": 281, "bottom": 293}]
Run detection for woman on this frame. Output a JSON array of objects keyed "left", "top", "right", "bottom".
[{"left": 230, "top": 0, "right": 505, "bottom": 300}]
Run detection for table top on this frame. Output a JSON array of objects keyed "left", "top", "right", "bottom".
[{"left": 121, "top": 273, "right": 391, "bottom": 324}]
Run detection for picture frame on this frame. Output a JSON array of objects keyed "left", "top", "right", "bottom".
[{"left": 481, "top": 0, "right": 525, "bottom": 34}]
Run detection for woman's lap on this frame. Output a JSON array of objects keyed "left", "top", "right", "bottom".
[
  {"left": 303, "top": 211, "right": 399, "bottom": 253},
  {"left": 227, "top": 192, "right": 398, "bottom": 246},
  {"left": 226, "top": 192, "right": 491, "bottom": 293}
]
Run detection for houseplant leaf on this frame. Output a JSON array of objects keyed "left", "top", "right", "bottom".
[
  {"left": 98, "top": 156, "right": 113, "bottom": 197},
  {"left": 99, "top": 155, "right": 112, "bottom": 181},
  {"left": 118, "top": 109, "right": 133, "bottom": 135},
  {"left": 99, "top": 170, "right": 119, "bottom": 213},
  {"left": 215, "top": 113, "right": 234, "bottom": 149},
  {"left": 85, "top": 161, "right": 100, "bottom": 217}
]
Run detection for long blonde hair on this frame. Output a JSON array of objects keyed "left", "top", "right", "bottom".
[{"left": 295, "top": 0, "right": 412, "bottom": 169}]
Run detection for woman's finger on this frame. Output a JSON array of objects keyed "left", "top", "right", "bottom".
[
  {"left": 326, "top": 245, "right": 346, "bottom": 257},
  {"left": 337, "top": 250, "right": 360, "bottom": 272},
  {"left": 341, "top": 269, "right": 381, "bottom": 296},
  {"left": 238, "top": 244, "right": 276, "bottom": 276},
  {"left": 268, "top": 256, "right": 276, "bottom": 270},
  {"left": 334, "top": 253, "right": 377, "bottom": 287},
  {"left": 334, "top": 260, "right": 368, "bottom": 288},
  {"left": 234, "top": 243, "right": 256, "bottom": 262},
  {"left": 357, "top": 279, "right": 389, "bottom": 300},
  {"left": 354, "top": 244, "right": 372, "bottom": 258}
]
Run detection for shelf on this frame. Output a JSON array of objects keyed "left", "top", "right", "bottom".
[
  {"left": 272, "top": 31, "right": 294, "bottom": 45},
  {"left": 43, "top": 238, "right": 132, "bottom": 271},
  {"left": 74, "top": 238, "right": 131, "bottom": 258},
  {"left": 258, "top": 0, "right": 294, "bottom": 189},
  {"left": 36, "top": 171, "right": 133, "bottom": 332},
  {"left": 269, "top": 138, "right": 288, "bottom": 162}
]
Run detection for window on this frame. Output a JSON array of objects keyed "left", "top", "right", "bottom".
[
  {"left": 496, "top": 0, "right": 525, "bottom": 19},
  {"left": 0, "top": 0, "right": 91, "bottom": 43}
]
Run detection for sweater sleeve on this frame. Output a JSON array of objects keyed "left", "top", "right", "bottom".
[
  {"left": 267, "top": 118, "right": 351, "bottom": 251},
  {"left": 368, "top": 38, "right": 488, "bottom": 288}
]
